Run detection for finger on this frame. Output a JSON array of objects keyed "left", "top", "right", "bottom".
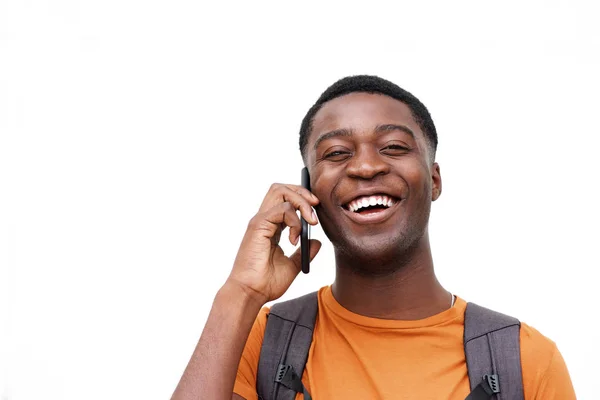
[
  {"left": 289, "top": 224, "right": 299, "bottom": 246},
  {"left": 259, "top": 184, "right": 319, "bottom": 223},
  {"left": 260, "top": 183, "right": 319, "bottom": 211},
  {"left": 251, "top": 202, "right": 302, "bottom": 242},
  {"left": 287, "top": 184, "right": 319, "bottom": 205},
  {"left": 281, "top": 186, "right": 318, "bottom": 225},
  {"left": 289, "top": 239, "right": 322, "bottom": 272}
]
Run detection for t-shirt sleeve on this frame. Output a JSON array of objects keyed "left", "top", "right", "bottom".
[
  {"left": 519, "top": 323, "right": 576, "bottom": 399},
  {"left": 233, "top": 306, "right": 270, "bottom": 400},
  {"left": 534, "top": 345, "right": 576, "bottom": 399}
]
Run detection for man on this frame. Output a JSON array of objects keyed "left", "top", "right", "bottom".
[{"left": 172, "top": 75, "right": 575, "bottom": 399}]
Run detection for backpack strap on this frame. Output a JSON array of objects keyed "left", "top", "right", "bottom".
[
  {"left": 464, "top": 302, "right": 524, "bottom": 400},
  {"left": 256, "top": 291, "right": 318, "bottom": 400}
]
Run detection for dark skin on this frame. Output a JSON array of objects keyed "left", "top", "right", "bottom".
[
  {"left": 173, "top": 92, "right": 448, "bottom": 400},
  {"left": 305, "top": 92, "right": 448, "bottom": 320}
]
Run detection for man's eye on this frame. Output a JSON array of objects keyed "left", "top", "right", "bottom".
[
  {"left": 324, "top": 150, "right": 351, "bottom": 160},
  {"left": 382, "top": 144, "right": 409, "bottom": 153}
]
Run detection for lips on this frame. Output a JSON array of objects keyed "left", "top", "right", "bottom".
[
  {"left": 344, "top": 194, "right": 398, "bottom": 212},
  {"left": 340, "top": 188, "right": 402, "bottom": 210},
  {"left": 339, "top": 188, "right": 403, "bottom": 225},
  {"left": 341, "top": 198, "right": 401, "bottom": 224}
]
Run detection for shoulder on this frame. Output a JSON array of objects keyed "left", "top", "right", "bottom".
[
  {"left": 245, "top": 306, "right": 271, "bottom": 364},
  {"left": 519, "top": 321, "right": 557, "bottom": 361},
  {"left": 233, "top": 306, "right": 271, "bottom": 400},
  {"left": 463, "top": 302, "right": 558, "bottom": 361},
  {"left": 462, "top": 301, "right": 575, "bottom": 398},
  {"left": 519, "top": 321, "right": 561, "bottom": 374},
  {"left": 250, "top": 306, "right": 270, "bottom": 348},
  {"left": 234, "top": 305, "right": 272, "bottom": 368},
  {"left": 519, "top": 322, "right": 576, "bottom": 399}
]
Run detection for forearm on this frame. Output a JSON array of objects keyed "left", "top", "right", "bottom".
[{"left": 171, "top": 281, "right": 264, "bottom": 400}]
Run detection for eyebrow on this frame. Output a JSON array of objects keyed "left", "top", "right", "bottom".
[
  {"left": 374, "top": 124, "right": 415, "bottom": 139},
  {"left": 313, "top": 128, "right": 354, "bottom": 150},
  {"left": 313, "top": 124, "right": 415, "bottom": 151}
]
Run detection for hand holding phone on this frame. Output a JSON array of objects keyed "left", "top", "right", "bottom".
[{"left": 227, "top": 173, "right": 319, "bottom": 304}]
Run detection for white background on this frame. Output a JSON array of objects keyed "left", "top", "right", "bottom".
[{"left": 1, "top": 1, "right": 599, "bottom": 399}]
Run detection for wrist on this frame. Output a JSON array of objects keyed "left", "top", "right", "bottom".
[{"left": 220, "top": 279, "right": 268, "bottom": 310}]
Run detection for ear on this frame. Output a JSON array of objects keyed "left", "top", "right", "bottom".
[{"left": 431, "top": 163, "right": 442, "bottom": 201}]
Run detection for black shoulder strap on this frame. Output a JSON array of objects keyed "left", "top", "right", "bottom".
[
  {"left": 256, "top": 291, "right": 318, "bottom": 400},
  {"left": 464, "top": 302, "right": 524, "bottom": 400}
]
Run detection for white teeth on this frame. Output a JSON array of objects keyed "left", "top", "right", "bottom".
[{"left": 347, "top": 194, "right": 396, "bottom": 212}]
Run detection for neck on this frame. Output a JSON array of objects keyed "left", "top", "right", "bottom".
[{"left": 331, "top": 233, "right": 450, "bottom": 320}]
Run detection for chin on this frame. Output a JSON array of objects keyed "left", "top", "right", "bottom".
[{"left": 332, "top": 228, "right": 425, "bottom": 275}]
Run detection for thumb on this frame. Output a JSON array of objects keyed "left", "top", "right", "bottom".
[{"left": 289, "top": 239, "right": 322, "bottom": 271}]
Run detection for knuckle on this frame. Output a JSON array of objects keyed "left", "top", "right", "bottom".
[
  {"left": 269, "top": 183, "right": 282, "bottom": 192},
  {"left": 248, "top": 214, "right": 262, "bottom": 229},
  {"left": 289, "top": 215, "right": 301, "bottom": 227}
]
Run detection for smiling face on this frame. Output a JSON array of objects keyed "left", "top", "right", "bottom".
[{"left": 305, "top": 92, "right": 442, "bottom": 272}]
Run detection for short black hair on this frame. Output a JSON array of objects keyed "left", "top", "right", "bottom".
[{"left": 299, "top": 75, "right": 438, "bottom": 161}]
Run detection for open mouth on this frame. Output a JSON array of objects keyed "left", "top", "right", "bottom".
[{"left": 342, "top": 194, "right": 399, "bottom": 215}]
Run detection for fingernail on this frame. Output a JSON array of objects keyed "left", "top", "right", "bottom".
[{"left": 312, "top": 210, "right": 317, "bottom": 222}]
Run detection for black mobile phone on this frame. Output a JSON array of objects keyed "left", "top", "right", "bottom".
[{"left": 301, "top": 167, "right": 311, "bottom": 274}]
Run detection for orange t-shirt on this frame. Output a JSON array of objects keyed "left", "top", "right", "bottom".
[{"left": 234, "top": 286, "right": 575, "bottom": 399}]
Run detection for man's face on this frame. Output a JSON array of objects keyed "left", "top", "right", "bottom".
[{"left": 305, "top": 92, "right": 441, "bottom": 270}]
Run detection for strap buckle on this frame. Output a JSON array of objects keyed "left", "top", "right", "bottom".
[
  {"left": 484, "top": 374, "right": 500, "bottom": 394},
  {"left": 275, "top": 364, "right": 302, "bottom": 391},
  {"left": 275, "top": 364, "right": 313, "bottom": 400},
  {"left": 275, "top": 364, "right": 292, "bottom": 383}
]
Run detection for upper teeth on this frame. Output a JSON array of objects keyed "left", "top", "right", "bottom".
[{"left": 347, "top": 195, "right": 395, "bottom": 212}]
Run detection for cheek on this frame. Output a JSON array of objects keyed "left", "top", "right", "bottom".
[
  {"left": 310, "top": 179, "right": 332, "bottom": 218},
  {"left": 403, "top": 163, "right": 432, "bottom": 199},
  {"left": 310, "top": 169, "right": 337, "bottom": 201},
  {"left": 311, "top": 173, "right": 343, "bottom": 228}
]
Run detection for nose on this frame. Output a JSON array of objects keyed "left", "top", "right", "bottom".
[{"left": 345, "top": 145, "right": 390, "bottom": 180}]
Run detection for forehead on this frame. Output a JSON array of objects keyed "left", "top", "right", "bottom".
[{"left": 310, "top": 92, "right": 423, "bottom": 142}]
